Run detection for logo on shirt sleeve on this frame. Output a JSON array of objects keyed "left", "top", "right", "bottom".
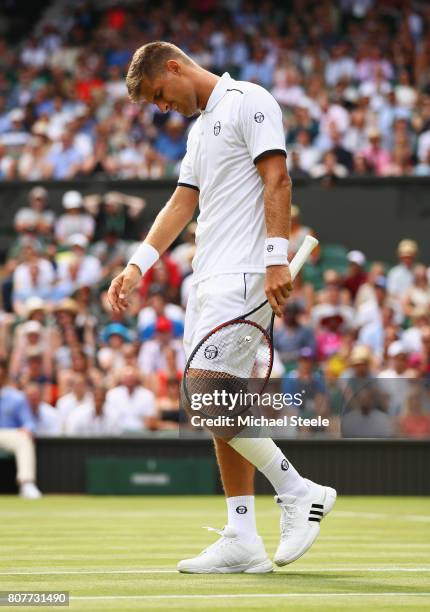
[
  {"left": 254, "top": 112, "right": 264, "bottom": 123},
  {"left": 213, "top": 121, "right": 221, "bottom": 136}
]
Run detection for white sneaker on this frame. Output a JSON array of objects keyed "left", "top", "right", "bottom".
[
  {"left": 19, "top": 482, "right": 42, "bottom": 500},
  {"left": 177, "top": 526, "right": 273, "bottom": 574},
  {"left": 274, "top": 478, "right": 337, "bottom": 566}
]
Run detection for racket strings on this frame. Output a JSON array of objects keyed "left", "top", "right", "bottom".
[{"left": 185, "top": 320, "right": 272, "bottom": 418}]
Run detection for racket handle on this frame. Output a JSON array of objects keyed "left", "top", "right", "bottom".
[{"left": 289, "top": 235, "right": 319, "bottom": 280}]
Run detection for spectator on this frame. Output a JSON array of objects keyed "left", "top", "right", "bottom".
[
  {"left": 55, "top": 191, "right": 95, "bottom": 243},
  {"left": 157, "top": 377, "right": 182, "bottom": 429},
  {"left": 25, "top": 382, "right": 59, "bottom": 436},
  {"left": 273, "top": 302, "right": 316, "bottom": 366},
  {"left": 378, "top": 341, "right": 415, "bottom": 416},
  {"left": 387, "top": 239, "right": 418, "bottom": 298},
  {"left": 398, "top": 386, "right": 430, "bottom": 438},
  {"left": 360, "top": 128, "right": 391, "bottom": 175},
  {"left": 55, "top": 234, "right": 102, "bottom": 297},
  {"left": 343, "top": 250, "right": 367, "bottom": 300},
  {"left": 154, "top": 116, "right": 187, "bottom": 163},
  {"left": 105, "top": 366, "right": 157, "bottom": 433},
  {"left": 57, "top": 373, "right": 93, "bottom": 433},
  {"left": 341, "top": 385, "right": 394, "bottom": 438},
  {"left": 12, "top": 241, "right": 55, "bottom": 314},
  {"left": 282, "top": 347, "right": 326, "bottom": 415},
  {"left": 44, "top": 128, "right": 83, "bottom": 179},
  {"left": 0, "top": 360, "right": 41, "bottom": 498},
  {"left": 310, "top": 150, "right": 348, "bottom": 179},
  {"left": 14, "top": 186, "right": 55, "bottom": 237},
  {"left": 65, "top": 385, "right": 119, "bottom": 436}
]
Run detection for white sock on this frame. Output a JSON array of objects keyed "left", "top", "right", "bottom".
[
  {"left": 226, "top": 495, "right": 257, "bottom": 540},
  {"left": 229, "top": 437, "right": 308, "bottom": 498}
]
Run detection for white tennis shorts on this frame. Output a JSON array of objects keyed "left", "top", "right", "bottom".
[{"left": 183, "top": 273, "right": 272, "bottom": 367}]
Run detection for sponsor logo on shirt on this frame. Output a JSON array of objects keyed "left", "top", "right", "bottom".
[
  {"left": 214, "top": 121, "right": 221, "bottom": 136},
  {"left": 254, "top": 112, "right": 264, "bottom": 123},
  {"left": 204, "top": 345, "right": 218, "bottom": 359}
]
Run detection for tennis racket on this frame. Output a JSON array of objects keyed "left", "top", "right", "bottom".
[{"left": 182, "top": 235, "right": 319, "bottom": 420}]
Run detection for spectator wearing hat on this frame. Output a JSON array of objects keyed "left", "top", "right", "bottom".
[
  {"left": 273, "top": 302, "right": 316, "bottom": 367},
  {"left": 138, "top": 286, "right": 184, "bottom": 341},
  {"left": 55, "top": 191, "right": 95, "bottom": 243},
  {"left": 314, "top": 305, "right": 346, "bottom": 362},
  {"left": 402, "top": 306, "right": 430, "bottom": 355},
  {"left": 0, "top": 360, "right": 42, "bottom": 499},
  {"left": 105, "top": 366, "right": 157, "bottom": 433},
  {"left": 343, "top": 250, "right": 367, "bottom": 300},
  {"left": 25, "top": 382, "right": 60, "bottom": 436},
  {"left": 360, "top": 127, "right": 391, "bottom": 175},
  {"left": 101, "top": 322, "right": 133, "bottom": 349},
  {"left": 138, "top": 316, "right": 185, "bottom": 378},
  {"left": 378, "top": 341, "right": 415, "bottom": 415},
  {"left": 387, "top": 239, "right": 418, "bottom": 298},
  {"left": 55, "top": 234, "right": 102, "bottom": 298}
]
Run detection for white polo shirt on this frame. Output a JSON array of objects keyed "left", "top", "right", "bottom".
[{"left": 178, "top": 72, "right": 287, "bottom": 285}]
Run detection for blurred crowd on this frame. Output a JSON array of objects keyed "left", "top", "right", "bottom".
[
  {"left": 0, "top": 0, "right": 430, "bottom": 179},
  {"left": 0, "top": 187, "right": 429, "bottom": 453}
]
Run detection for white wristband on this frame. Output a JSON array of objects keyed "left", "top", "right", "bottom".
[
  {"left": 128, "top": 243, "right": 159, "bottom": 275},
  {"left": 264, "top": 237, "right": 289, "bottom": 267}
]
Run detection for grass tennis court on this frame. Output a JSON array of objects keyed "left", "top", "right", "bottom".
[{"left": 0, "top": 495, "right": 429, "bottom": 611}]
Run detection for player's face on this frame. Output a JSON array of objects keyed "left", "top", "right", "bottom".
[{"left": 141, "top": 70, "right": 198, "bottom": 117}]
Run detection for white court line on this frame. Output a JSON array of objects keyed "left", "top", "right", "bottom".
[
  {"left": 333, "top": 511, "right": 430, "bottom": 522},
  {"left": 71, "top": 593, "right": 430, "bottom": 601},
  {"left": 1, "top": 567, "right": 430, "bottom": 576}
]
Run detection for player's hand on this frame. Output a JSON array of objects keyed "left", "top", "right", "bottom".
[
  {"left": 108, "top": 264, "right": 142, "bottom": 312},
  {"left": 265, "top": 264, "right": 292, "bottom": 317}
]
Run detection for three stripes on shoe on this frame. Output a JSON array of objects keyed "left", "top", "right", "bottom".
[{"left": 308, "top": 503, "right": 324, "bottom": 522}]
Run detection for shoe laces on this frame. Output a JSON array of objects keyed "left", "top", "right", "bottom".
[
  {"left": 200, "top": 526, "right": 237, "bottom": 554},
  {"left": 279, "top": 503, "right": 298, "bottom": 539}
]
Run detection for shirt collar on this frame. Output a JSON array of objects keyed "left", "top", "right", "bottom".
[{"left": 204, "top": 72, "right": 232, "bottom": 113}]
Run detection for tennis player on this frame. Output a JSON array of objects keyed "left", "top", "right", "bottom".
[{"left": 108, "top": 41, "right": 336, "bottom": 574}]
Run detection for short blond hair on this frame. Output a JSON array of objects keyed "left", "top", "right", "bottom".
[{"left": 126, "top": 41, "right": 193, "bottom": 103}]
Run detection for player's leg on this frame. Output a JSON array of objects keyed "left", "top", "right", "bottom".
[
  {"left": 213, "top": 436, "right": 257, "bottom": 537},
  {"left": 225, "top": 273, "right": 336, "bottom": 565},
  {"left": 228, "top": 436, "right": 336, "bottom": 565},
  {"left": 178, "top": 275, "right": 272, "bottom": 573}
]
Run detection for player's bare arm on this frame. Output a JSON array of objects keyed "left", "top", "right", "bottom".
[
  {"left": 108, "top": 185, "right": 199, "bottom": 312},
  {"left": 256, "top": 153, "right": 293, "bottom": 317}
]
